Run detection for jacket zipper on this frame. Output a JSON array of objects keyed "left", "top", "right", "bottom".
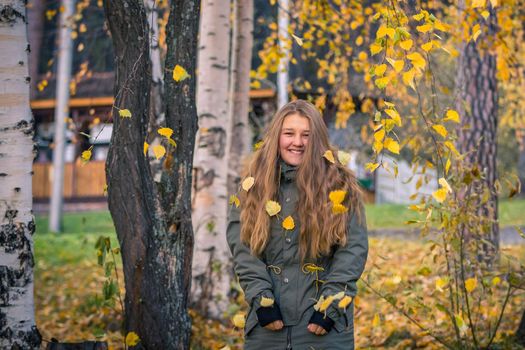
[{"left": 286, "top": 326, "right": 292, "bottom": 349}]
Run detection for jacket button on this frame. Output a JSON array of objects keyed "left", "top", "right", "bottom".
[
  {"left": 285, "top": 237, "right": 291, "bottom": 243},
  {"left": 283, "top": 277, "right": 289, "bottom": 283}
]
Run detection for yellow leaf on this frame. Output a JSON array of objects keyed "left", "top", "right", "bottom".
[
  {"left": 444, "top": 141, "right": 460, "bottom": 156},
  {"left": 333, "top": 291, "right": 345, "bottom": 300},
  {"left": 432, "top": 124, "right": 448, "bottom": 138},
  {"left": 229, "top": 194, "right": 240, "bottom": 208},
  {"left": 158, "top": 127, "right": 174, "bottom": 138},
  {"left": 412, "top": 13, "right": 425, "bottom": 21},
  {"left": 376, "top": 25, "right": 389, "bottom": 38},
  {"left": 332, "top": 203, "right": 348, "bottom": 214},
  {"left": 434, "top": 21, "right": 447, "bottom": 32},
  {"left": 444, "top": 109, "right": 460, "bottom": 123},
  {"left": 390, "top": 59, "right": 405, "bottom": 73},
  {"left": 489, "top": 0, "right": 498, "bottom": 7},
  {"left": 260, "top": 296, "right": 275, "bottom": 307},
  {"left": 471, "top": 29, "right": 482, "bottom": 42},
  {"left": 153, "top": 145, "right": 166, "bottom": 160},
  {"left": 384, "top": 109, "right": 402, "bottom": 126},
  {"left": 416, "top": 24, "right": 432, "bottom": 33},
  {"left": 314, "top": 296, "right": 325, "bottom": 311},
  {"left": 492, "top": 276, "right": 501, "bottom": 285},
  {"left": 355, "top": 36, "right": 363, "bottom": 46},
  {"left": 421, "top": 41, "right": 433, "bottom": 52},
  {"left": 384, "top": 138, "right": 400, "bottom": 154},
  {"left": 232, "top": 313, "right": 246, "bottom": 328},
  {"left": 372, "top": 313, "right": 381, "bottom": 327},
  {"left": 436, "top": 277, "right": 448, "bottom": 292},
  {"left": 168, "top": 138, "right": 177, "bottom": 147},
  {"left": 399, "top": 39, "right": 413, "bottom": 50},
  {"left": 374, "top": 64, "right": 387, "bottom": 77},
  {"left": 292, "top": 34, "right": 303, "bottom": 46},
  {"left": 323, "top": 150, "right": 336, "bottom": 163},
  {"left": 265, "top": 200, "right": 281, "bottom": 216},
  {"left": 125, "top": 332, "right": 140, "bottom": 347},
  {"left": 119, "top": 109, "right": 132, "bottom": 118},
  {"left": 365, "top": 162, "right": 380, "bottom": 172},
  {"left": 254, "top": 140, "right": 264, "bottom": 150},
  {"left": 432, "top": 188, "right": 448, "bottom": 203},
  {"left": 319, "top": 295, "right": 335, "bottom": 312},
  {"left": 242, "top": 177, "right": 255, "bottom": 191},
  {"left": 338, "top": 295, "right": 353, "bottom": 309},
  {"left": 445, "top": 158, "right": 451, "bottom": 175},
  {"left": 370, "top": 43, "right": 383, "bottom": 55},
  {"left": 455, "top": 314, "right": 468, "bottom": 333},
  {"left": 329, "top": 190, "right": 347, "bottom": 205},
  {"left": 375, "top": 76, "right": 390, "bottom": 89},
  {"left": 439, "top": 178, "right": 452, "bottom": 193},
  {"left": 465, "top": 277, "right": 477, "bottom": 292},
  {"left": 172, "top": 65, "right": 190, "bottom": 82},
  {"left": 282, "top": 216, "right": 295, "bottom": 230},
  {"left": 471, "top": 0, "right": 485, "bottom": 8},
  {"left": 407, "top": 52, "right": 426, "bottom": 70},
  {"left": 481, "top": 10, "right": 490, "bottom": 19},
  {"left": 143, "top": 142, "right": 149, "bottom": 156},
  {"left": 374, "top": 128, "right": 386, "bottom": 142},
  {"left": 337, "top": 150, "right": 351, "bottom": 166},
  {"left": 81, "top": 149, "right": 92, "bottom": 162},
  {"left": 402, "top": 69, "right": 416, "bottom": 90}
]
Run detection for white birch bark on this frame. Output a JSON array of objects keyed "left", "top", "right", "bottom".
[
  {"left": 0, "top": 0, "right": 40, "bottom": 347},
  {"left": 227, "top": 0, "right": 253, "bottom": 195},
  {"left": 192, "top": 0, "right": 233, "bottom": 317},
  {"left": 277, "top": 0, "right": 290, "bottom": 108}
]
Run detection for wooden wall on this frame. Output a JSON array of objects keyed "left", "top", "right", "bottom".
[{"left": 33, "top": 161, "right": 106, "bottom": 199}]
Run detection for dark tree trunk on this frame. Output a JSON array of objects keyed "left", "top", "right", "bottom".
[
  {"left": 455, "top": 6, "right": 499, "bottom": 268},
  {"left": 517, "top": 309, "right": 525, "bottom": 345},
  {"left": 103, "top": 0, "right": 200, "bottom": 348}
]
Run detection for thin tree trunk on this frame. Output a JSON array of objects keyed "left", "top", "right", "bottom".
[
  {"left": 277, "top": 0, "right": 290, "bottom": 108},
  {"left": 49, "top": 0, "right": 74, "bottom": 233},
  {"left": 27, "top": 0, "right": 45, "bottom": 99},
  {"left": 455, "top": 5, "right": 499, "bottom": 267},
  {"left": 192, "top": 0, "right": 233, "bottom": 317},
  {"left": 103, "top": 0, "right": 200, "bottom": 348},
  {"left": 227, "top": 0, "right": 254, "bottom": 195},
  {"left": 0, "top": 0, "right": 41, "bottom": 347}
]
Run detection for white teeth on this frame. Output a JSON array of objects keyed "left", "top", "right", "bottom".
[{"left": 289, "top": 150, "right": 303, "bottom": 154}]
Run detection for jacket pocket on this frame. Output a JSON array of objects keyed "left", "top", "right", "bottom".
[{"left": 244, "top": 307, "right": 258, "bottom": 336}]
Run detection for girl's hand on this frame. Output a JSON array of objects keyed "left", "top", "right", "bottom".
[
  {"left": 307, "top": 323, "right": 327, "bottom": 336},
  {"left": 264, "top": 320, "right": 284, "bottom": 331}
]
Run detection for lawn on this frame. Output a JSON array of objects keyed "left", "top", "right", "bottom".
[{"left": 33, "top": 200, "right": 525, "bottom": 348}]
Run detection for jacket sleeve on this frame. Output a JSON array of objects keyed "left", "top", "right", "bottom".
[
  {"left": 226, "top": 204, "right": 275, "bottom": 309},
  {"left": 319, "top": 204, "right": 368, "bottom": 321}
]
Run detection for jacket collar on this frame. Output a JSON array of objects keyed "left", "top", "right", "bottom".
[{"left": 280, "top": 159, "right": 297, "bottom": 182}]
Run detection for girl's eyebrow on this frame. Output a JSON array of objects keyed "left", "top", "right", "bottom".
[{"left": 282, "top": 128, "right": 311, "bottom": 132}]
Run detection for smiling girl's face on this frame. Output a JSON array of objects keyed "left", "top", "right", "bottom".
[{"left": 279, "top": 113, "right": 310, "bottom": 166}]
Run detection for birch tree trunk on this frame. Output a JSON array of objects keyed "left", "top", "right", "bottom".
[
  {"left": 455, "top": 5, "right": 499, "bottom": 267},
  {"left": 103, "top": 0, "right": 200, "bottom": 348},
  {"left": 192, "top": 0, "right": 233, "bottom": 317},
  {"left": 0, "top": 0, "right": 41, "bottom": 347},
  {"left": 227, "top": 0, "right": 254, "bottom": 195}
]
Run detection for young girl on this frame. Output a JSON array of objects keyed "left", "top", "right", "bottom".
[{"left": 227, "top": 100, "right": 368, "bottom": 349}]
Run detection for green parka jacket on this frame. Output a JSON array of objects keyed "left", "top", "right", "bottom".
[{"left": 226, "top": 163, "right": 368, "bottom": 350}]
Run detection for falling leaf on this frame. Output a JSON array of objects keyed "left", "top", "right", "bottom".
[
  {"left": 332, "top": 204, "right": 349, "bottom": 214},
  {"left": 265, "top": 200, "right": 281, "bottom": 216},
  {"left": 432, "top": 188, "right": 448, "bottom": 203},
  {"left": 282, "top": 216, "right": 295, "bottom": 230},
  {"left": 432, "top": 124, "right": 448, "bottom": 138},
  {"left": 158, "top": 127, "right": 174, "bottom": 138},
  {"left": 260, "top": 296, "right": 275, "bottom": 307},
  {"left": 372, "top": 313, "right": 381, "bottom": 327},
  {"left": 153, "top": 145, "right": 166, "bottom": 160},
  {"left": 465, "top": 277, "right": 477, "bottom": 292},
  {"left": 143, "top": 142, "right": 149, "bottom": 156},
  {"left": 444, "top": 109, "right": 460, "bottom": 123},
  {"left": 337, "top": 150, "right": 351, "bottom": 166},
  {"left": 229, "top": 194, "right": 240, "bottom": 208},
  {"left": 119, "top": 109, "right": 132, "bottom": 118},
  {"left": 329, "top": 190, "right": 347, "bottom": 205},
  {"left": 232, "top": 313, "right": 245, "bottom": 328},
  {"left": 291, "top": 34, "right": 303, "bottom": 46},
  {"left": 323, "top": 150, "right": 335, "bottom": 163},
  {"left": 172, "top": 65, "right": 190, "bottom": 81},
  {"left": 125, "top": 332, "right": 140, "bottom": 346},
  {"left": 338, "top": 295, "right": 353, "bottom": 309},
  {"left": 242, "top": 177, "right": 255, "bottom": 191},
  {"left": 399, "top": 39, "right": 413, "bottom": 50}
]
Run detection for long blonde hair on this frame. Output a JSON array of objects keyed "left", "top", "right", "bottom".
[{"left": 239, "top": 100, "right": 363, "bottom": 260}]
